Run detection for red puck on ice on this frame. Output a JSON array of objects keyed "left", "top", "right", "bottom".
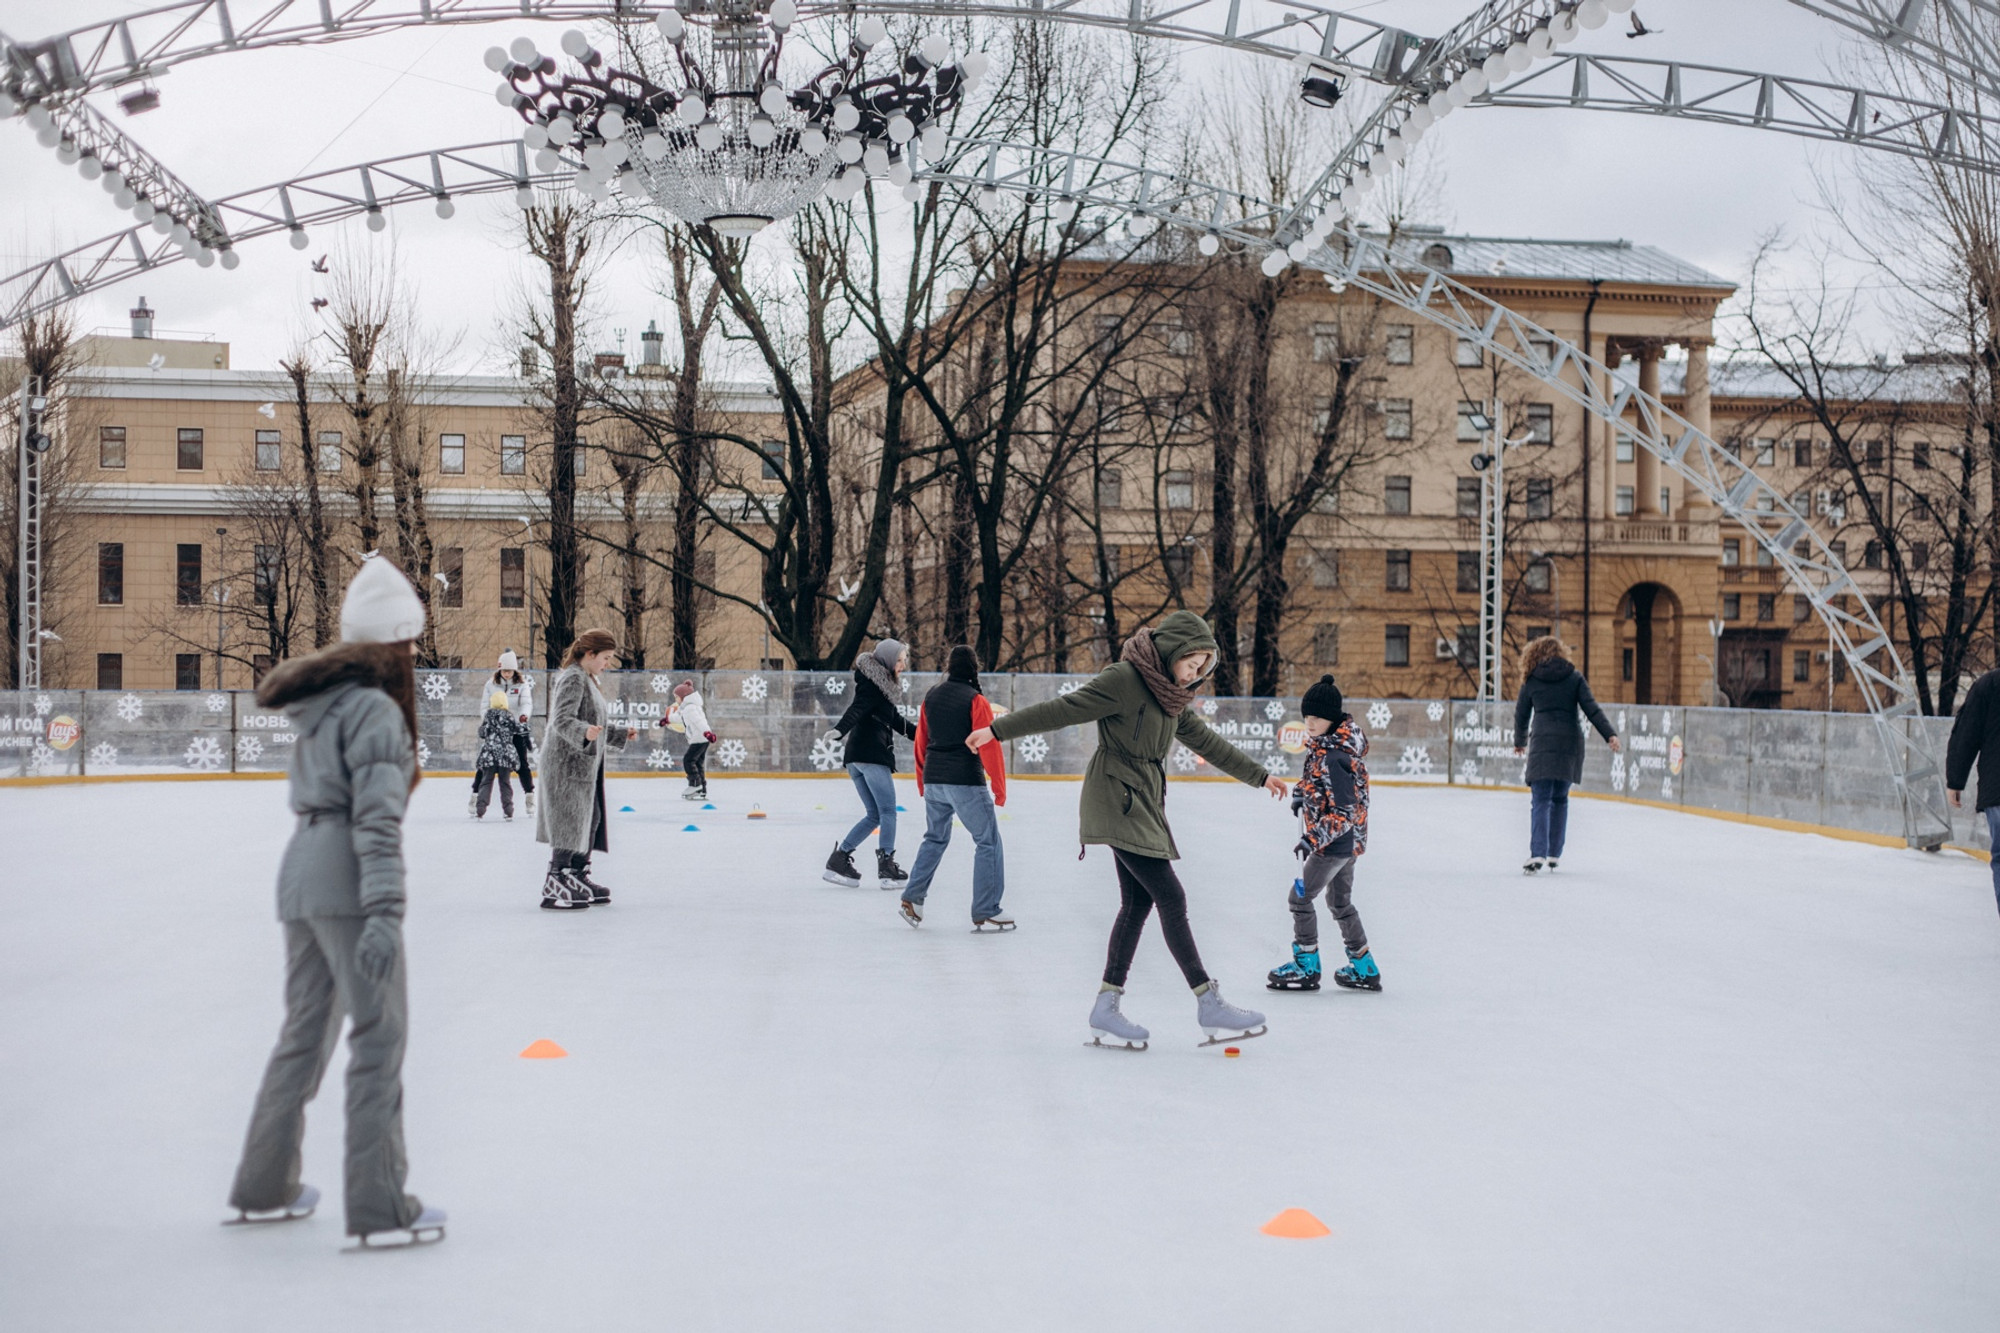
[{"left": 1224, "top": 1047, "right": 1241, "bottom": 1058}]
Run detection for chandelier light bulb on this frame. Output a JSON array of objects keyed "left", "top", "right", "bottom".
[
  {"left": 901, "top": 181, "right": 923, "bottom": 203},
  {"left": 75, "top": 153, "right": 100, "bottom": 180},
  {"left": 656, "top": 9, "right": 684, "bottom": 41},
  {"left": 524, "top": 123, "right": 549, "bottom": 150},
  {"left": 133, "top": 199, "right": 157, "bottom": 222},
  {"left": 1578, "top": 0, "right": 1609, "bottom": 28},
  {"left": 56, "top": 139, "right": 80, "bottom": 164},
  {"left": 509, "top": 37, "right": 539, "bottom": 65},
  {"left": 1287, "top": 239, "right": 1310, "bottom": 263},
  {"left": 832, "top": 100, "right": 861, "bottom": 132},
  {"left": 289, "top": 227, "right": 310, "bottom": 250},
  {"left": 599, "top": 107, "right": 626, "bottom": 139},
  {"left": 113, "top": 187, "right": 136, "bottom": 209},
  {"left": 1526, "top": 26, "right": 1555, "bottom": 57},
  {"left": 1198, "top": 232, "right": 1221, "bottom": 256},
  {"left": 748, "top": 116, "right": 777, "bottom": 148},
  {"left": 800, "top": 126, "right": 828, "bottom": 155},
  {"left": 496, "top": 81, "right": 520, "bottom": 106},
  {"left": 583, "top": 143, "right": 608, "bottom": 171},
  {"left": 1407, "top": 103, "right": 1433, "bottom": 132},
  {"left": 679, "top": 95, "right": 707, "bottom": 126},
  {"left": 151, "top": 213, "right": 174, "bottom": 235},
  {"left": 769, "top": 0, "right": 797, "bottom": 29},
  {"left": 535, "top": 147, "right": 563, "bottom": 173},
  {"left": 886, "top": 114, "right": 914, "bottom": 143},
  {"left": 100, "top": 168, "right": 124, "bottom": 193},
  {"left": 35, "top": 123, "right": 60, "bottom": 147},
  {"left": 759, "top": 84, "right": 788, "bottom": 116},
  {"left": 549, "top": 116, "right": 576, "bottom": 145},
  {"left": 862, "top": 143, "right": 890, "bottom": 176},
  {"left": 1460, "top": 68, "right": 1489, "bottom": 97},
  {"left": 1367, "top": 150, "right": 1389, "bottom": 174},
  {"left": 219, "top": 248, "right": 241, "bottom": 271},
  {"left": 169, "top": 221, "right": 191, "bottom": 244},
  {"left": 887, "top": 158, "right": 913, "bottom": 187},
  {"left": 919, "top": 124, "right": 947, "bottom": 158},
  {"left": 1504, "top": 40, "right": 1532, "bottom": 73},
  {"left": 515, "top": 185, "right": 535, "bottom": 208},
  {"left": 1383, "top": 136, "right": 1407, "bottom": 164},
  {"left": 1482, "top": 52, "right": 1506, "bottom": 82},
  {"left": 561, "top": 29, "right": 592, "bottom": 60},
  {"left": 977, "top": 185, "right": 999, "bottom": 208},
  {"left": 25, "top": 103, "right": 50, "bottom": 130},
  {"left": 435, "top": 196, "right": 456, "bottom": 219},
  {"left": 604, "top": 137, "right": 630, "bottom": 165},
  {"left": 696, "top": 121, "right": 724, "bottom": 151},
  {"left": 484, "top": 46, "right": 510, "bottom": 72},
  {"left": 962, "top": 52, "right": 990, "bottom": 86},
  {"left": 1260, "top": 249, "right": 1290, "bottom": 277},
  {"left": 1053, "top": 197, "right": 1077, "bottom": 222},
  {"left": 836, "top": 134, "right": 864, "bottom": 163},
  {"left": 193, "top": 245, "right": 216, "bottom": 268},
  {"left": 1552, "top": 11, "right": 1580, "bottom": 41},
  {"left": 857, "top": 16, "right": 887, "bottom": 47},
  {"left": 920, "top": 34, "right": 950, "bottom": 67},
  {"left": 641, "top": 131, "right": 669, "bottom": 160},
  {"left": 365, "top": 210, "right": 386, "bottom": 233}
]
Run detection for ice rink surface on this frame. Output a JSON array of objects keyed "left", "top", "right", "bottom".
[{"left": 4, "top": 773, "right": 1999, "bottom": 1331}]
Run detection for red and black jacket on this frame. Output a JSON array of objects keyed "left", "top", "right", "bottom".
[{"left": 913, "top": 676, "right": 1007, "bottom": 805}]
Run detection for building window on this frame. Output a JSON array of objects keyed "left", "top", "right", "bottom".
[
  {"left": 1861, "top": 540, "right": 1883, "bottom": 569},
  {"left": 1661, "top": 487, "right": 1673, "bottom": 515},
  {"left": 317, "top": 431, "right": 343, "bottom": 473},
  {"left": 572, "top": 442, "right": 588, "bottom": 478},
  {"left": 438, "top": 547, "right": 463, "bottom": 608},
  {"left": 96, "top": 653, "right": 122, "bottom": 690},
  {"left": 1795, "top": 595, "right": 1812, "bottom": 623},
  {"left": 1385, "top": 324, "right": 1414, "bottom": 365},
  {"left": 1833, "top": 653, "right": 1849, "bottom": 684},
  {"left": 1913, "top": 442, "right": 1931, "bottom": 470},
  {"left": 1456, "top": 551, "right": 1480, "bottom": 593},
  {"left": 99, "top": 425, "right": 126, "bottom": 469},
  {"left": 1384, "top": 624, "right": 1410, "bottom": 667},
  {"left": 1312, "top": 624, "right": 1340, "bottom": 664},
  {"left": 1457, "top": 476, "right": 1481, "bottom": 518},
  {"left": 1525, "top": 478, "right": 1553, "bottom": 520},
  {"left": 1910, "top": 541, "right": 1930, "bottom": 571},
  {"left": 500, "top": 548, "right": 526, "bottom": 609},
  {"left": 254, "top": 544, "right": 278, "bottom": 607},
  {"left": 1757, "top": 593, "right": 1775, "bottom": 622},
  {"left": 1793, "top": 650, "right": 1811, "bottom": 682},
  {"left": 255, "top": 429, "right": 282, "bottom": 471},
  {"left": 1454, "top": 337, "right": 1482, "bottom": 367},
  {"left": 176, "top": 543, "right": 203, "bottom": 606},
  {"left": 1524, "top": 559, "right": 1551, "bottom": 593},
  {"left": 175, "top": 653, "right": 202, "bottom": 690},
  {"left": 1616, "top": 434, "right": 1635, "bottom": 463},
  {"left": 439, "top": 433, "right": 465, "bottom": 474},
  {"left": 1754, "top": 439, "right": 1776, "bottom": 466},
  {"left": 759, "top": 440, "right": 785, "bottom": 480},
  {"left": 1722, "top": 538, "right": 1740, "bottom": 567},
  {"left": 176, "top": 427, "right": 203, "bottom": 470},
  {"left": 1157, "top": 319, "right": 1192, "bottom": 357},
  {"left": 1384, "top": 475, "right": 1412, "bottom": 515},
  {"left": 1163, "top": 546, "right": 1194, "bottom": 585},
  {"left": 1524, "top": 625, "right": 1552, "bottom": 643},
  {"left": 1722, "top": 593, "right": 1741, "bottom": 619},
  {"left": 98, "top": 543, "right": 123, "bottom": 605},
  {"left": 1313, "top": 486, "right": 1339, "bottom": 515},
  {"left": 1830, "top": 540, "right": 1847, "bottom": 567},
  {"left": 1865, "top": 439, "right": 1885, "bottom": 467},
  {"left": 1614, "top": 486, "right": 1635, "bottom": 516},
  {"left": 1098, "top": 469, "right": 1123, "bottom": 510},
  {"left": 1455, "top": 626, "right": 1479, "bottom": 667},
  {"left": 1381, "top": 398, "right": 1413, "bottom": 440},
  {"left": 1622, "top": 647, "right": 1635, "bottom": 681},
  {"left": 1456, "top": 401, "right": 1485, "bottom": 442},
  {"left": 1794, "top": 438, "right": 1813, "bottom": 468},
  {"left": 1912, "top": 493, "right": 1932, "bottom": 521},
  {"left": 1164, "top": 470, "right": 1194, "bottom": 510},
  {"left": 1386, "top": 549, "right": 1411, "bottom": 591},
  {"left": 1306, "top": 549, "right": 1340, "bottom": 588},
  {"left": 1524, "top": 402, "right": 1554, "bottom": 445},
  {"left": 1311, "top": 323, "right": 1341, "bottom": 363},
  {"left": 1756, "top": 542, "right": 1775, "bottom": 568},
  {"left": 501, "top": 435, "right": 526, "bottom": 475}
]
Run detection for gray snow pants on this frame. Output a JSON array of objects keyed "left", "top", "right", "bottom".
[
  {"left": 1290, "top": 851, "right": 1367, "bottom": 956},
  {"left": 228, "top": 916, "right": 421, "bottom": 1236}
]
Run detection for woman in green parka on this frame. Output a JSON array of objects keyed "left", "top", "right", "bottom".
[{"left": 968, "top": 610, "right": 1289, "bottom": 1050}]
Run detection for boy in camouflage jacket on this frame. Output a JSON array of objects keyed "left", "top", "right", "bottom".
[{"left": 1268, "top": 675, "right": 1381, "bottom": 993}]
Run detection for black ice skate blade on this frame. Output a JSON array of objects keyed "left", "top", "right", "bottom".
[
  {"left": 1332, "top": 977, "right": 1383, "bottom": 992},
  {"left": 970, "top": 921, "right": 1017, "bottom": 932},
  {"left": 1086, "top": 1035, "right": 1148, "bottom": 1052},
  {"left": 347, "top": 1224, "right": 445, "bottom": 1251},
  {"left": 1198, "top": 1025, "right": 1268, "bottom": 1048},
  {"left": 1266, "top": 978, "right": 1321, "bottom": 991}
]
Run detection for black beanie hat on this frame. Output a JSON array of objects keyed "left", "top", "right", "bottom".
[
  {"left": 1302, "top": 674, "right": 1343, "bottom": 723},
  {"left": 946, "top": 645, "right": 980, "bottom": 683}
]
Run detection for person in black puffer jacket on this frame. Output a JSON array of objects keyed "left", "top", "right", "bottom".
[
  {"left": 1512, "top": 635, "right": 1620, "bottom": 874},
  {"left": 823, "top": 638, "right": 918, "bottom": 889}
]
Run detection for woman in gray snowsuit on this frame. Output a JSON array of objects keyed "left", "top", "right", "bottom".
[
  {"left": 227, "top": 555, "right": 445, "bottom": 1247},
  {"left": 1512, "top": 634, "right": 1620, "bottom": 874},
  {"left": 535, "top": 628, "right": 632, "bottom": 908}
]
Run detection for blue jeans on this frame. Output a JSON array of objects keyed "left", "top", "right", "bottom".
[
  {"left": 1985, "top": 808, "right": 2000, "bottom": 915},
  {"left": 902, "top": 785, "right": 1004, "bottom": 919},
  {"left": 1530, "top": 779, "right": 1571, "bottom": 859},
  {"left": 841, "top": 762, "right": 897, "bottom": 855}
]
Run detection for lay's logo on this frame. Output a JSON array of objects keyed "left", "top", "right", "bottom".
[{"left": 45, "top": 715, "right": 80, "bottom": 750}]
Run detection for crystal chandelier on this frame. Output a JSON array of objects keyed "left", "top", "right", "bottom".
[{"left": 489, "top": 1, "right": 988, "bottom": 239}]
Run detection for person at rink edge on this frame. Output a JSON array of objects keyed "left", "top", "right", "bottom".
[
  {"left": 225, "top": 554, "right": 446, "bottom": 1248},
  {"left": 1944, "top": 665, "right": 2000, "bottom": 914},
  {"left": 1266, "top": 675, "right": 1380, "bottom": 993},
  {"left": 536, "top": 629, "right": 633, "bottom": 909},
  {"left": 472, "top": 691, "right": 527, "bottom": 821},
  {"left": 824, "top": 638, "right": 919, "bottom": 890},
  {"left": 899, "top": 645, "right": 1011, "bottom": 931},
  {"left": 662, "top": 679, "right": 715, "bottom": 802},
  {"left": 1511, "top": 634, "right": 1620, "bottom": 874},
  {"left": 968, "top": 610, "right": 1289, "bottom": 1050},
  {"left": 470, "top": 649, "right": 536, "bottom": 817}
]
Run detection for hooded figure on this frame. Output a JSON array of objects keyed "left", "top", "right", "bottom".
[
  {"left": 226, "top": 554, "right": 445, "bottom": 1245},
  {"left": 823, "top": 639, "right": 918, "bottom": 890}
]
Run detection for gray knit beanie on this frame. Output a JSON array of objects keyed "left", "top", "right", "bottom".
[{"left": 873, "top": 638, "right": 907, "bottom": 670}]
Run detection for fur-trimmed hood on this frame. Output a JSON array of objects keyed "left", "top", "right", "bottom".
[{"left": 257, "top": 641, "right": 408, "bottom": 710}]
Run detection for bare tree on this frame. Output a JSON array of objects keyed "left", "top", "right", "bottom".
[
  {"left": 1, "top": 302, "right": 85, "bottom": 688},
  {"left": 278, "top": 347, "right": 336, "bottom": 648},
  {"left": 520, "top": 199, "right": 598, "bottom": 666}
]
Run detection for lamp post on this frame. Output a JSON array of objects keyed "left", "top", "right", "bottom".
[
  {"left": 15, "top": 376, "right": 49, "bottom": 688},
  {"left": 1470, "top": 399, "right": 1535, "bottom": 702},
  {"left": 516, "top": 515, "right": 536, "bottom": 666}
]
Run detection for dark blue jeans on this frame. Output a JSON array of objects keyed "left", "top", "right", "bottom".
[
  {"left": 841, "top": 762, "right": 897, "bottom": 855},
  {"left": 1530, "top": 779, "right": 1571, "bottom": 859},
  {"left": 1985, "top": 807, "right": 2000, "bottom": 915}
]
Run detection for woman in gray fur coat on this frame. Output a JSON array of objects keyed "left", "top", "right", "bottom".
[{"left": 535, "top": 628, "right": 632, "bottom": 909}]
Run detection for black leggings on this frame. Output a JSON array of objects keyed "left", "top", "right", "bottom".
[
  {"left": 684, "top": 741, "right": 708, "bottom": 789},
  {"left": 1104, "top": 848, "right": 1210, "bottom": 989}
]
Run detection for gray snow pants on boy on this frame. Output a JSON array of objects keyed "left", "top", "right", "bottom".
[
  {"left": 228, "top": 916, "right": 421, "bottom": 1236},
  {"left": 1290, "top": 851, "right": 1368, "bottom": 956}
]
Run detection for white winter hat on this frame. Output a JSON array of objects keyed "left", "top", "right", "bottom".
[
  {"left": 340, "top": 554, "right": 426, "bottom": 644},
  {"left": 498, "top": 649, "right": 520, "bottom": 671}
]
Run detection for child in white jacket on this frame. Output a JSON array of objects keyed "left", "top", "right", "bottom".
[{"left": 664, "top": 680, "right": 715, "bottom": 800}]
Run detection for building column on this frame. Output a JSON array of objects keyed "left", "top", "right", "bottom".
[
  {"left": 1682, "top": 339, "right": 1712, "bottom": 439},
  {"left": 1637, "top": 344, "right": 1664, "bottom": 517},
  {"left": 1601, "top": 344, "right": 1623, "bottom": 521}
]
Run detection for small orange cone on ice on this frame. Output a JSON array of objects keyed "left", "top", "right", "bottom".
[
  {"left": 1261, "top": 1208, "right": 1330, "bottom": 1239},
  {"left": 747, "top": 804, "right": 767, "bottom": 819},
  {"left": 519, "top": 1039, "right": 568, "bottom": 1059}
]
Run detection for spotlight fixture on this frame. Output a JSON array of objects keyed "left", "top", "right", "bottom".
[
  {"left": 1299, "top": 73, "right": 1344, "bottom": 108},
  {"left": 116, "top": 83, "right": 162, "bottom": 116}
]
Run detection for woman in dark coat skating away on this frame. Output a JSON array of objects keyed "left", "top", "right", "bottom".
[
  {"left": 1512, "top": 635, "right": 1620, "bottom": 874},
  {"left": 823, "top": 639, "right": 919, "bottom": 890}
]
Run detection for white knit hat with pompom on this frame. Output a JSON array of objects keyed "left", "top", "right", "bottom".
[{"left": 339, "top": 553, "right": 426, "bottom": 644}]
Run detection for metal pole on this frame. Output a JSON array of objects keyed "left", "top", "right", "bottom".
[
  {"left": 215, "top": 527, "right": 228, "bottom": 689},
  {"left": 14, "top": 377, "right": 28, "bottom": 690},
  {"left": 1486, "top": 396, "right": 1506, "bottom": 703},
  {"left": 16, "top": 375, "right": 44, "bottom": 691}
]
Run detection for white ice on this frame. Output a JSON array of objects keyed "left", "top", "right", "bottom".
[{"left": 4, "top": 775, "right": 1999, "bottom": 1331}]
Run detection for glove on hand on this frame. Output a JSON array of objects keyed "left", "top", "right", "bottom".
[
  {"left": 355, "top": 914, "right": 402, "bottom": 984},
  {"left": 704, "top": 731, "right": 718, "bottom": 743}
]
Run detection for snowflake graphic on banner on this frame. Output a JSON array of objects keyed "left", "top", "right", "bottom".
[
  {"left": 1366, "top": 702, "right": 1393, "bottom": 731},
  {"left": 1427, "top": 702, "right": 1446, "bottom": 722},
  {"left": 715, "top": 738, "right": 748, "bottom": 768},
  {"left": 1659, "top": 711, "right": 1672, "bottom": 735},
  {"left": 115, "top": 693, "right": 144, "bottom": 723},
  {"left": 645, "top": 748, "right": 675, "bottom": 770},
  {"left": 34, "top": 692, "right": 53, "bottom": 717},
  {"left": 1263, "top": 701, "right": 1286, "bottom": 721},
  {"left": 825, "top": 677, "right": 846, "bottom": 695},
  {"left": 650, "top": 674, "right": 675, "bottom": 695},
  {"left": 1016, "top": 734, "right": 1050, "bottom": 764},
  {"left": 88, "top": 741, "right": 118, "bottom": 768},
  {"left": 1172, "top": 744, "right": 1199, "bottom": 772},
  {"left": 184, "top": 736, "right": 226, "bottom": 772},
  {"left": 1396, "top": 745, "right": 1434, "bottom": 777},
  {"left": 235, "top": 736, "right": 264, "bottom": 764},
  {"left": 1627, "top": 763, "right": 1643, "bottom": 793},
  {"left": 205, "top": 693, "right": 230, "bottom": 714},
  {"left": 30, "top": 740, "right": 58, "bottom": 773},
  {"left": 1058, "top": 681, "right": 1081, "bottom": 696},
  {"left": 809, "top": 732, "right": 844, "bottom": 772},
  {"left": 1465, "top": 708, "right": 1480, "bottom": 727},
  {"left": 419, "top": 674, "right": 451, "bottom": 702},
  {"left": 1617, "top": 710, "right": 1628, "bottom": 733},
  {"left": 1458, "top": 758, "right": 1481, "bottom": 784},
  {"left": 1200, "top": 698, "right": 1218, "bottom": 717},
  {"left": 1609, "top": 753, "right": 1626, "bottom": 788},
  {"left": 741, "top": 675, "right": 769, "bottom": 702},
  {"left": 1264, "top": 752, "right": 1290, "bottom": 776},
  {"left": 416, "top": 740, "right": 432, "bottom": 769},
  {"left": 1661, "top": 775, "right": 1675, "bottom": 800}
]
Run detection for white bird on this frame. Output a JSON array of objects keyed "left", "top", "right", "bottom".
[
  {"left": 434, "top": 572, "right": 451, "bottom": 588},
  {"left": 257, "top": 402, "right": 276, "bottom": 419},
  {"left": 147, "top": 353, "right": 165, "bottom": 371},
  {"left": 836, "top": 577, "right": 860, "bottom": 603}
]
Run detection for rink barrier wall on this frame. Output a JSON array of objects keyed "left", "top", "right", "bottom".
[{"left": 0, "top": 673, "right": 1974, "bottom": 854}]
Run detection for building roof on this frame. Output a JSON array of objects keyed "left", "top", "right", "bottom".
[
  {"left": 66, "top": 365, "right": 783, "bottom": 415},
  {"left": 1625, "top": 357, "right": 1967, "bottom": 405},
  {"left": 1374, "top": 228, "right": 1735, "bottom": 290}
]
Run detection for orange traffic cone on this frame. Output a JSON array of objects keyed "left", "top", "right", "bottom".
[
  {"left": 1260, "top": 1208, "right": 1330, "bottom": 1239},
  {"left": 519, "top": 1039, "right": 568, "bottom": 1059},
  {"left": 747, "top": 804, "right": 767, "bottom": 819}
]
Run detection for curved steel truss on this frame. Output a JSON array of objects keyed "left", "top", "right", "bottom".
[{"left": 1787, "top": 0, "right": 2000, "bottom": 104}]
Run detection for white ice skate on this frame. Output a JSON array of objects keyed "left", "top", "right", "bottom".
[
  {"left": 1195, "top": 982, "right": 1267, "bottom": 1047},
  {"left": 524, "top": 791, "right": 535, "bottom": 816},
  {"left": 1523, "top": 857, "right": 1546, "bottom": 875},
  {"left": 353, "top": 1205, "right": 447, "bottom": 1249},
  {"left": 971, "top": 916, "right": 1016, "bottom": 933},
  {"left": 467, "top": 793, "right": 478, "bottom": 817},
  {"left": 1545, "top": 858, "right": 1559, "bottom": 872},
  {"left": 1087, "top": 988, "right": 1149, "bottom": 1051},
  {"left": 224, "top": 1184, "right": 319, "bottom": 1226}
]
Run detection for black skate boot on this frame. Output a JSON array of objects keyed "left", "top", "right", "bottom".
[
  {"left": 1332, "top": 949, "right": 1382, "bottom": 992},
  {"left": 572, "top": 863, "right": 611, "bottom": 904},
  {"left": 823, "top": 845, "right": 862, "bottom": 888},
  {"left": 876, "top": 849, "right": 910, "bottom": 890},
  {"left": 540, "top": 868, "right": 590, "bottom": 910}
]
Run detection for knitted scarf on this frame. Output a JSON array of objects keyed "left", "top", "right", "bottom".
[{"left": 1121, "top": 628, "right": 1197, "bottom": 716}]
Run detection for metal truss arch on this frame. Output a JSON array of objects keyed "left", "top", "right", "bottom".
[{"left": 1786, "top": 0, "right": 2000, "bottom": 104}]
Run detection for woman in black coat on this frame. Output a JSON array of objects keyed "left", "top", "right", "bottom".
[
  {"left": 822, "top": 638, "right": 918, "bottom": 890},
  {"left": 1512, "top": 635, "right": 1620, "bottom": 874}
]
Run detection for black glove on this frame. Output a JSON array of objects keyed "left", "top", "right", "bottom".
[{"left": 355, "top": 914, "right": 402, "bottom": 984}]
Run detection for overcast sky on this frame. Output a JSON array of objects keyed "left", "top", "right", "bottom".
[{"left": 0, "top": 0, "right": 1907, "bottom": 375}]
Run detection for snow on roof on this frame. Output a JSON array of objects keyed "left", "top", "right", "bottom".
[
  {"left": 1623, "top": 357, "right": 1968, "bottom": 405},
  {"left": 1373, "top": 229, "right": 1735, "bottom": 289}
]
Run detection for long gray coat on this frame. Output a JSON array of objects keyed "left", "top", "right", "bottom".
[
  {"left": 1514, "top": 657, "right": 1617, "bottom": 785},
  {"left": 257, "top": 644, "right": 417, "bottom": 920},
  {"left": 535, "top": 665, "right": 630, "bottom": 852}
]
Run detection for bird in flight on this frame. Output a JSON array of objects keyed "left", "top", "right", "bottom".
[
  {"left": 311, "top": 297, "right": 329, "bottom": 312},
  {"left": 1627, "top": 11, "right": 1660, "bottom": 37},
  {"left": 310, "top": 255, "right": 329, "bottom": 273}
]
